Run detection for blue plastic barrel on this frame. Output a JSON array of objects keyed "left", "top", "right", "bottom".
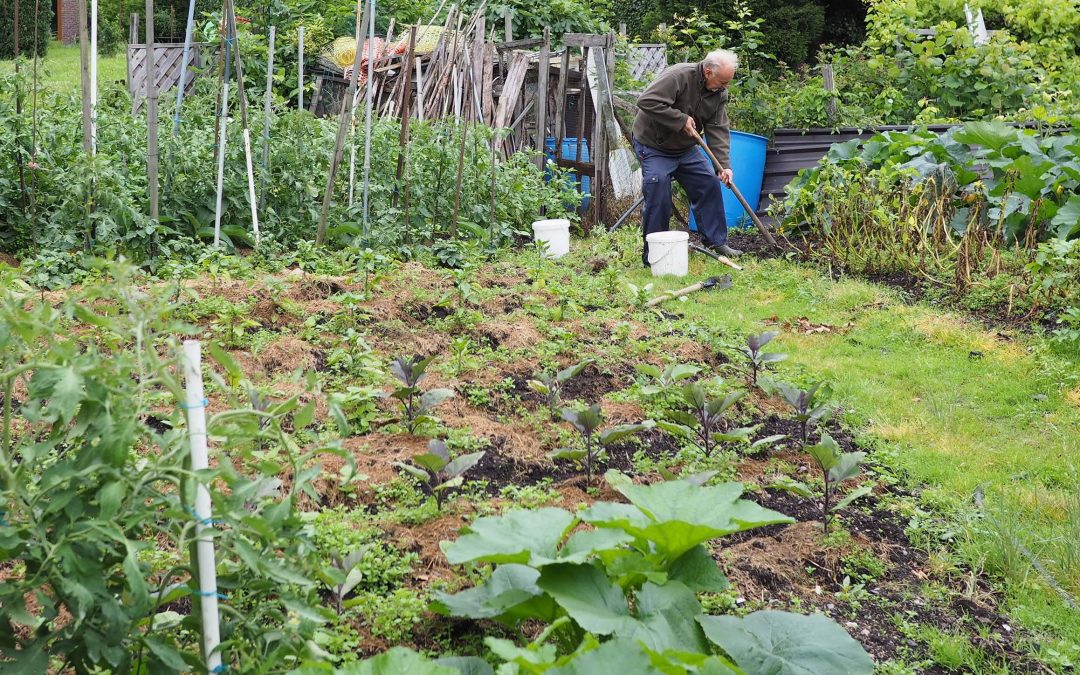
[
  {"left": 544, "top": 137, "right": 591, "bottom": 212},
  {"left": 687, "top": 130, "right": 768, "bottom": 231}
]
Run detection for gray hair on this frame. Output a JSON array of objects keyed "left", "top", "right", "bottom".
[{"left": 703, "top": 49, "right": 739, "bottom": 70}]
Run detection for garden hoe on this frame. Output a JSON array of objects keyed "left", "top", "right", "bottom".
[
  {"left": 645, "top": 275, "right": 733, "bottom": 307},
  {"left": 689, "top": 129, "right": 779, "bottom": 248}
]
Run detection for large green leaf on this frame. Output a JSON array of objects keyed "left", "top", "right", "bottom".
[
  {"left": 430, "top": 564, "right": 556, "bottom": 625},
  {"left": 953, "top": 121, "right": 1017, "bottom": 153},
  {"left": 698, "top": 611, "right": 873, "bottom": 675},
  {"left": 585, "top": 477, "right": 793, "bottom": 561},
  {"left": 629, "top": 581, "right": 709, "bottom": 653},
  {"left": 335, "top": 647, "right": 458, "bottom": 674},
  {"left": 537, "top": 563, "right": 633, "bottom": 635},
  {"left": 441, "top": 508, "right": 576, "bottom": 565},
  {"left": 1051, "top": 194, "right": 1080, "bottom": 239},
  {"left": 668, "top": 545, "right": 729, "bottom": 593},
  {"left": 548, "top": 640, "right": 667, "bottom": 675},
  {"left": 559, "top": 528, "right": 635, "bottom": 562}
]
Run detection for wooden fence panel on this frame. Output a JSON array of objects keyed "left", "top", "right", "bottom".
[
  {"left": 626, "top": 44, "right": 666, "bottom": 81},
  {"left": 128, "top": 43, "right": 212, "bottom": 114}
]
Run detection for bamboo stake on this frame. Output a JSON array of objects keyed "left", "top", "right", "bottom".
[
  {"left": 259, "top": 25, "right": 275, "bottom": 212},
  {"left": 392, "top": 26, "right": 416, "bottom": 210},
  {"left": 360, "top": 0, "right": 376, "bottom": 236},
  {"left": 172, "top": 0, "right": 197, "bottom": 138},
  {"left": 315, "top": 0, "right": 369, "bottom": 245},
  {"left": 13, "top": 0, "right": 26, "bottom": 210},
  {"left": 212, "top": 12, "right": 233, "bottom": 247},
  {"left": 345, "top": 3, "right": 367, "bottom": 209},
  {"left": 30, "top": 0, "right": 40, "bottom": 243},
  {"left": 146, "top": 0, "right": 159, "bottom": 222},
  {"left": 225, "top": 0, "right": 261, "bottom": 246}
]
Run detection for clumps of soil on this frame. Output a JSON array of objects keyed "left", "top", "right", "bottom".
[
  {"left": 256, "top": 337, "right": 320, "bottom": 373},
  {"left": 250, "top": 294, "right": 297, "bottom": 329},
  {"left": 560, "top": 363, "right": 634, "bottom": 402},
  {"left": 472, "top": 320, "right": 543, "bottom": 351}
]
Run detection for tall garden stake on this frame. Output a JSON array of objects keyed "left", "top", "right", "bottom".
[
  {"left": 226, "top": 0, "right": 261, "bottom": 245},
  {"left": 77, "top": 0, "right": 92, "bottom": 153},
  {"left": 172, "top": 0, "right": 197, "bottom": 139},
  {"left": 297, "top": 25, "right": 304, "bottom": 111},
  {"left": 360, "top": 0, "right": 376, "bottom": 236},
  {"left": 13, "top": 0, "right": 26, "bottom": 207},
  {"left": 315, "top": 0, "right": 369, "bottom": 245},
  {"left": 90, "top": 0, "right": 98, "bottom": 154},
  {"left": 146, "top": 0, "right": 160, "bottom": 222},
  {"left": 259, "top": 25, "right": 275, "bottom": 212},
  {"left": 180, "top": 341, "right": 224, "bottom": 673},
  {"left": 212, "top": 9, "right": 233, "bottom": 247}
]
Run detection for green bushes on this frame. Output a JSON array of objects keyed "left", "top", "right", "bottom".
[
  {"left": 780, "top": 122, "right": 1080, "bottom": 320},
  {"left": 0, "top": 0, "right": 52, "bottom": 60}
]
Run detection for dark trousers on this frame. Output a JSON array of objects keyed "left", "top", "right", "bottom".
[{"left": 633, "top": 137, "right": 728, "bottom": 265}]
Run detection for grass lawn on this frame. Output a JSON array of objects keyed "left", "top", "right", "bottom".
[
  {"left": 621, "top": 233, "right": 1080, "bottom": 644},
  {"left": 0, "top": 40, "right": 128, "bottom": 95}
]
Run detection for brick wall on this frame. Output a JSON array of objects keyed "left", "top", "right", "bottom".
[{"left": 58, "top": 0, "right": 79, "bottom": 44}]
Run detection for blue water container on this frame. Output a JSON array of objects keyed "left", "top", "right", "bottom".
[
  {"left": 687, "top": 130, "right": 768, "bottom": 231},
  {"left": 544, "top": 137, "right": 591, "bottom": 212}
]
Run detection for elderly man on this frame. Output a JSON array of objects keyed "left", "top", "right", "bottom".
[{"left": 633, "top": 49, "right": 743, "bottom": 265}]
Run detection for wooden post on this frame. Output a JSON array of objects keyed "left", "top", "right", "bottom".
[
  {"left": 534, "top": 27, "right": 549, "bottom": 170},
  {"left": 393, "top": 26, "right": 417, "bottom": 209},
  {"left": 553, "top": 43, "right": 569, "bottom": 166},
  {"left": 297, "top": 25, "right": 304, "bottom": 111},
  {"left": 619, "top": 22, "right": 626, "bottom": 37},
  {"left": 145, "top": 0, "right": 159, "bottom": 222},
  {"left": 503, "top": 11, "right": 512, "bottom": 42},
  {"left": 822, "top": 63, "right": 837, "bottom": 124},
  {"left": 316, "top": 0, "right": 369, "bottom": 245}
]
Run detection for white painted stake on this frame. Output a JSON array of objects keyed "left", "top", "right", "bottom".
[
  {"left": 180, "top": 341, "right": 223, "bottom": 673},
  {"left": 242, "top": 127, "right": 261, "bottom": 245},
  {"left": 213, "top": 78, "right": 231, "bottom": 247},
  {"left": 297, "top": 26, "right": 304, "bottom": 111},
  {"left": 90, "top": 0, "right": 98, "bottom": 154},
  {"left": 415, "top": 56, "right": 424, "bottom": 119}
]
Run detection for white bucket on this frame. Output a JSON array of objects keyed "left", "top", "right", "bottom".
[
  {"left": 532, "top": 218, "right": 571, "bottom": 259},
  {"left": 646, "top": 231, "right": 689, "bottom": 277}
]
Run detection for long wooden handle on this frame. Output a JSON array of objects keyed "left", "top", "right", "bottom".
[
  {"left": 689, "top": 243, "right": 743, "bottom": 271},
  {"left": 645, "top": 280, "right": 707, "bottom": 307},
  {"left": 691, "top": 133, "right": 778, "bottom": 248}
]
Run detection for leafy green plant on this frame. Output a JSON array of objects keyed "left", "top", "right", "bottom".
[
  {"left": 656, "top": 382, "right": 744, "bottom": 458},
  {"left": 528, "top": 358, "right": 595, "bottom": 421},
  {"left": 738, "top": 331, "right": 788, "bottom": 386},
  {"left": 328, "top": 385, "right": 384, "bottom": 434},
  {"left": 805, "top": 433, "right": 872, "bottom": 531},
  {"left": 0, "top": 265, "right": 346, "bottom": 672},
  {"left": 625, "top": 281, "right": 654, "bottom": 309},
  {"left": 388, "top": 355, "right": 455, "bottom": 434},
  {"left": 633, "top": 362, "right": 701, "bottom": 396},
  {"left": 395, "top": 439, "right": 486, "bottom": 510},
  {"left": 449, "top": 336, "right": 475, "bottom": 376},
  {"left": 430, "top": 471, "right": 872, "bottom": 673},
  {"left": 548, "top": 405, "right": 654, "bottom": 484},
  {"left": 776, "top": 381, "right": 832, "bottom": 447},
  {"left": 322, "top": 548, "right": 368, "bottom": 615}
]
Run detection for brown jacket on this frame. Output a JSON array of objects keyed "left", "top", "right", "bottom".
[{"left": 632, "top": 62, "right": 731, "bottom": 168}]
